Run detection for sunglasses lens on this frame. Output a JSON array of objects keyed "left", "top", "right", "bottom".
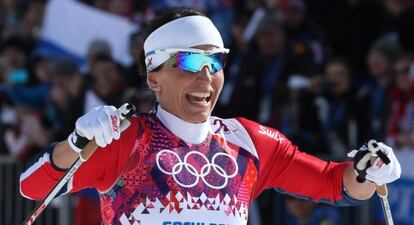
[
  {"left": 170, "top": 52, "right": 227, "bottom": 74},
  {"left": 210, "top": 53, "right": 227, "bottom": 73}
]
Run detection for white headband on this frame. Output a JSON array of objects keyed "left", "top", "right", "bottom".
[{"left": 143, "top": 15, "right": 224, "bottom": 72}]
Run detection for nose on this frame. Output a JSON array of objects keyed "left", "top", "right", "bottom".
[{"left": 197, "top": 66, "right": 213, "bottom": 82}]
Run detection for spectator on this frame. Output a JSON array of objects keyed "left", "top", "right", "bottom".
[
  {"left": 223, "top": 13, "right": 290, "bottom": 122},
  {"left": 28, "top": 55, "right": 53, "bottom": 85},
  {"left": 0, "top": 0, "right": 23, "bottom": 37},
  {"left": 0, "top": 56, "right": 52, "bottom": 110},
  {"left": 382, "top": 0, "right": 414, "bottom": 52},
  {"left": 276, "top": 0, "right": 331, "bottom": 68},
  {"left": 304, "top": 0, "right": 385, "bottom": 75},
  {"left": 124, "top": 31, "right": 146, "bottom": 89},
  {"left": 365, "top": 38, "right": 400, "bottom": 140},
  {"left": 278, "top": 73, "right": 326, "bottom": 155},
  {"left": 0, "top": 35, "right": 28, "bottom": 82},
  {"left": 84, "top": 54, "right": 124, "bottom": 111},
  {"left": 386, "top": 53, "right": 414, "bottom": 150},
  {"left": 0, "top": 36, "right": 50, "bottom": 160},
  {"left": 216, "top": 14, "right": 250, "bottom": 116},
  {"left": 2, "top": 101, "right": 49, "bottom": 161},
  {"left": 84, "top": 39, "right": 112, "bottom": 74},
  {"left": 319, "top": 58, "right": 371, "bottom": 159},
  {"left": 19, "top": 0, "right": 45, "bottom": 42},
  {"left": 44, "top": 58, "right": 86, "bottom": 141}
]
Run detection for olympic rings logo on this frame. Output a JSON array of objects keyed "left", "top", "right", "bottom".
[{"left": 156, "top": 150, "right": 238, "bottom": 189}]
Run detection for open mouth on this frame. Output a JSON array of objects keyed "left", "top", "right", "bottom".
[{"left": 186, "top": 92, "right": 212, "bottom": 106}]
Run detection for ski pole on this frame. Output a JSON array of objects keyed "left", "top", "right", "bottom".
[{"left": 22, "top": 103, "right": 136, "bottom": 225}]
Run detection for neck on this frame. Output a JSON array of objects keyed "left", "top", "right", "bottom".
[{"left": 156, "top": 105, "right": 211, "bottom": 144}]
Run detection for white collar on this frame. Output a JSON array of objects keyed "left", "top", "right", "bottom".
[{"left": 156, "top": 105, "right": 211, "bottom": 144}]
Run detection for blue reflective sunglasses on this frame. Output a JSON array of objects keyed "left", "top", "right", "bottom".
[
  {"left": 169, "top": 51, "right": 228, "bottom": 74},
  {"left": 152, "top": 48, "right": 229, "bottom": 74}
]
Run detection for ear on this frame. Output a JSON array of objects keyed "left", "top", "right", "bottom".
[{"left": 146, "top": 73, "right": 160, "bottom": 89}]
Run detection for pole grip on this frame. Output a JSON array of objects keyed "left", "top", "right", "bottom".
[
  {"left": 376, "top": 184, "right": 389, "bottom": 198},
  {"left": 78, "top": 103, "right": 136, "bottom": 161},
  {"left": 370, "top": 154, "right": 389, "bottom": 198},
  {"left": 367, "top": 140, "right": 394, "bottom": 225}
]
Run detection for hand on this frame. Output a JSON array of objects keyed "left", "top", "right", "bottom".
[
  {"left": 347, "top": 141, "right": 401, "bottom": 186},
  {"left": 68, "top": 106, "right": 121, "bottom": 153}
]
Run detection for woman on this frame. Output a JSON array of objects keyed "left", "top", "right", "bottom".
[{"left": 20, "top": 8, "right": 401, "bottom": 225}]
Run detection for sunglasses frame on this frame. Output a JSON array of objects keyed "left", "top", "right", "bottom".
[
  {"left": 145, "top": 47, "right": 230, "bottom": 74},
  {"left": 145, "top": 47, "right": 230, "bottom": 57}
]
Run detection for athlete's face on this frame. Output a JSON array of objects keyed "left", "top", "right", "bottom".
[{"left": 147, "top": 45, "right": 224, "bottom": 123}]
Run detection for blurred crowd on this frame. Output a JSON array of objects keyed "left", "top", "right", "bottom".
[{"left": 1, "top": 0, "right": 414, "bottom": 224}]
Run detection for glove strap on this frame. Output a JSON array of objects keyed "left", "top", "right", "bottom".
[{"left": 68, "top": 130, "right": 89, "bottom": 153}]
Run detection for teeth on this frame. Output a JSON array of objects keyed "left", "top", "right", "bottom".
[{"left": 188, "top": 92, "right": 210, "bottom": 98}]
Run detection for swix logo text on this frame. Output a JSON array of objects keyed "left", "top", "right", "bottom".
[
  {"left": 376, "top": 160, "right": 384, "bottom": 169},
  {"left": 258, "top": 125, "right": 284, "bottom": 143},
  {"left": 111, "top": 115, "right": 119, "bottom": 133}
]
